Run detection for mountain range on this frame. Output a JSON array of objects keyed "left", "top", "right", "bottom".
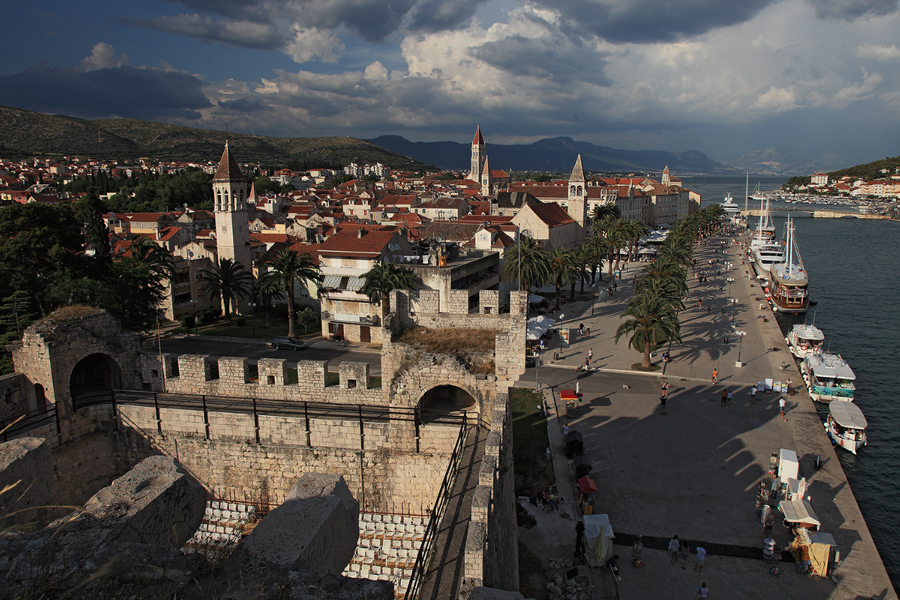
[{"left": 0, "top": 104, "right": 848, "bottom": 176}]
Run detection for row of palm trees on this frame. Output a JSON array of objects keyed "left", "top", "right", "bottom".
[
  {"left": 613, "top": 204, "right": 728, "bottom": 368},
  {"left": 500, "top": 204, "right": 650, "bottom": 310},
  {"left": 197, "top": 249, "right": 320, "bottom": 338}
]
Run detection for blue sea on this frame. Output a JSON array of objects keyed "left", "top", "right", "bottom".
[{"left": 687, "top": 176, "right": 900, "bottom": 586}]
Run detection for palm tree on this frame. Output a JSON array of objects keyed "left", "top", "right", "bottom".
[
  {"left": 615, "top": 292, "right": 682, "bottom": 369},
  {"left": 500, "top": 236, "right": 551, "bottom": 292},
  {"left": 624, "top": 220, "right": 649, "bottom": 262},
  {"left": 254, "top": 271, "right": 285, "bottom": 327},
  {"left": 594, "top": 218, "right": 628, "bottom": 276},
  {"left": 570, "top": 247, "right": 591, "bottom": 297},
  {"left": 582, "top": 235, "right": 608, "bottom": 285},
  {"left": 657, "top": 236, "right": 693, "bottom": 267},
  {"left": 360, "top": 260, "right": 419, "bottom": 318},
  {"left": 265, "top": 249, "right": 321, "bottom": 338},
  {"left": 198, "top": 257, "right": 253, "bottom": 319},
  {"left": 130, "top": 237, "right": 175, "bottom": 282},
  {"left": 547, "top": 248, "right": 573, "bottom": 310},
  {"left": 590, "top": 203, "right": 622, "bottom": 232}
]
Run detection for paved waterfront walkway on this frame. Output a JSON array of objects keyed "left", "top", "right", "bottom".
[{"left": 516, "top": 230, "right": 897, "bottom": 600}]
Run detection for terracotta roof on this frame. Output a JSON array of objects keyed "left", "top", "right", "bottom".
[
  {"left": 473, "top": 125, "right": 484, "bottom": 146},
  {"left": 318, "top": 229, "right": 398, "bottom": 257},
  {"left": 459, "top": 215, "right": 513, "bottom": 225},
  {"left": 420, "top": 222, "right": 481, "bottom": 244},
  {"left": 251, "top": 232, "right": 290, "bottom": 244},
  {"left": 213, "top": 142, "right": 244, "bottom": 181},
  {"left": 526, "top": 203, "right": 577, "bottom": 227}
]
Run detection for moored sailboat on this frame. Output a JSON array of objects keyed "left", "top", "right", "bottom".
[{"left": 770, "top": 218, "right": 808, "bottom": 314}]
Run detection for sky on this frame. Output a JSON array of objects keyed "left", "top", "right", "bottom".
[{"left": 2, "top": 0, "right": 899, "bottom": 166}]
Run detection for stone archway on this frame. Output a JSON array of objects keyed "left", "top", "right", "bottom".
[
  {"left": 69, "top": 353, "right": 121, "bottom": 411},
  {"left": 417, "top": 385, "right": 477, "bottom": 423}
]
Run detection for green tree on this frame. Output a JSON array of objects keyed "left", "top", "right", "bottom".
[
  {"left": 581, "top": 235, "right": 608, "bottom": 285},
  {"left": 547, "top": 248, "right": 573, "bottom": 310},
  {"left": 74, "top": 190, "right": 112, "bottom": 270},
  {"left": 360, "top": 261, "right": 419, "bottom": 318},
  {"left": 615, "top": 292, "right": 682, "bottom": 369},
  {"left": 199, "top": 258, "right": 253, "bottom": 319},
  {"left": 264, "top": 249, "right": 321, "bottom": 338},
  {"left": 500, "top": 236, "right": 551, "bottom": 292}
]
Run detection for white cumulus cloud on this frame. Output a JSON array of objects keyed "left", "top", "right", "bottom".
[{"left": 81, "top": 42, "right": 129, "bottom": 71}]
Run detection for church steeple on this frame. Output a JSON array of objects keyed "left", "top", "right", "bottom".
[
  {"left": 661, "top": 165, "right": 671, "bottom": 187},
  {"left": 567, "top": 154, "right": 587, "bottom": 229},
  {"left": 470, "top": 125, "right": 486, "bottom": 182},
  {"left": 212, "top": 142, "right": 252, "bottom": 308}
]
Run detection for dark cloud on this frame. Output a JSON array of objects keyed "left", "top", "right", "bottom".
[
  {"left": 531, "top": 0, "right": 776, "bottom": 43},
  {"left": 124, "top": 14, "right": 286, "bottom": 50},
  {"left": 806, "top": 0, "right": 899, "bottom": 20},
  {"left": 407, "top": 0, "right": 489, "bottom": 32},
  {"left": 0, "top": 65, "right": 211, "bottom": 120},
  {"left": 471, "top": 35, "right": 610, "bottom": 86},
  {"left": 216, "top": 96, "right": 268, "bottom": 113}
]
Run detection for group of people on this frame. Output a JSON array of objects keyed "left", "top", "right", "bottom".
[{"left": 668, "top": 535, "right": 710, "bottom": 598}]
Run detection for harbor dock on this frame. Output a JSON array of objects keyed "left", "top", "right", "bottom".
[{"left": 516, "top": 230, "right": 897, "bottom": 599}]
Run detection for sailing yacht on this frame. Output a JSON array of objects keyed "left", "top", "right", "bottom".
[
  {"left": 769, "top": 217, "right": 809, "bottom": 313},
  {"left": 751, "top": 198, "right": 784, "bottom": 276}
]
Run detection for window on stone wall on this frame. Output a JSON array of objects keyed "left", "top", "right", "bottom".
[
  {"left": 347, "top": 379, "right": 357, "bottom": 388},
  {"left": 267, "top": 375, "right": 275, "bottom": 385}
]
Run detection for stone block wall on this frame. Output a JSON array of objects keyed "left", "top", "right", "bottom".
[
  {"left": 447, "top": 290, "right": 470, "bottom": 314},
  {"left": 0, "top": 373, "right": 37, "bottom": 421},
  {"left": 140, "top": 354, "right": 385, "bottom": 406},
  {"left": 0, "top": 437, "right": 53, "bottom": 528},
  {"left": 480, "top": 290, "right": 499, "bottom": 314},
  {"left": 462, "top": 392, "right": 518, "bottom": 592}
]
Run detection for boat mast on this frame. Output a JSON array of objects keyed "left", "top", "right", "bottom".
[{"left": 744, "top": 171, "right": 749, "bottom": 215}]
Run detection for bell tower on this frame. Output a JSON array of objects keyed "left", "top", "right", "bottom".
[
  {"left": 212, "top": 141, "right": 251, "bottom": 276},
  {"left": 567, "top": 154, "right": 588, "bottom": 229},
  {"left": 470, "top": 125, "right": 486, "bottom": 182}
]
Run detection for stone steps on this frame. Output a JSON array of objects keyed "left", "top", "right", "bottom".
[{"left": 182, "top": 500, "right": 257, "bottom": 556}]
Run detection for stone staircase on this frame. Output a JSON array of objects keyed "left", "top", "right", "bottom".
[
  {"left": 342, "top": 512, "right": 428, "bottom": 599},
  {"left": 183, "top": 500, "right": 257, "bottom": 557}
]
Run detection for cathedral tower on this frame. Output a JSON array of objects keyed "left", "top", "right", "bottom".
[
  {"left": 469, "top": 125, "right": 486, "bottom": 182},
  {"left": 567, "top": 154, "right": 588, "bottom": 228}
]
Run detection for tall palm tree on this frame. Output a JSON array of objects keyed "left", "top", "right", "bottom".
[
  {"left": 582, "top": 235, "right": 608, "bottom": 285},
  {"left": 590, "top": 203, "right": 622, "bottom": 233},
  {"left": 570, "top": 247, "right": 591, "bottom": 297},
  {"left": 615, "top": 292, "right": 682, "bottom": 369},
  {"left": 500, "top": 236, "right": 550, "bottom": 292},
  {"left": 547, "top": 248, "right": 573, "bottom": 310},
  {"left": 360, "top": 260, "right": 419, "bottom": 318},
  {"left": 265, "top": 249, "right": 321, "bottom": 338},
  {"left": 254, "top": 271, "right": 286, "bottom": 328},
  {"left": 130, "top": 237, "right": 175, "bottom": 282},
  {"left": 198, "top": 257, "right": 253, "bottom": 319},
  {"left": 624, "top": 220, "right": 649, "bottom": 262}
]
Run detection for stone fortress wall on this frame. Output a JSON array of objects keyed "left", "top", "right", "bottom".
[{"left": 1, "top": 289, "right": 528, "bottom": 595}]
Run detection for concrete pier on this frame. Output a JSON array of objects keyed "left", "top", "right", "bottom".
[{"left": 516, "top": 230, "right": 897, "bottom": 599}]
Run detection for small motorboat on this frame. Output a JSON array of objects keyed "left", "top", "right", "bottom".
[
  {"left": 785, "top": 324, "right": 824, "bottom": 358},
  {"left": 825, "top": 402, "right": 868, "bottom": 454}
]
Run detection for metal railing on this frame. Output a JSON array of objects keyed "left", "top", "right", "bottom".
[
  {"left": 404, "top": 419, "right": 469, "bottom": 600},
  {"left": 0, "top": 405, "right": 58, "bottom": 442}
]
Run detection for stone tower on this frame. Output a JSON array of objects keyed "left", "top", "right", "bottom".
[
  {"left": 469, "top": 125, "right": 486, "bottom": 182},
  {"left": 212, "top": 141, "right": 251, "bottom": 273},
  {"left": 480, "top": 155, "right": 493, "bottom": 197},
  {"left": 567, "top": 154, "right": 588, "bottom": 228}
]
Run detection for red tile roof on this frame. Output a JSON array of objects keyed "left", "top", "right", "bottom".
[
  {"left": 318, "top": 229, "right": 398, "bottom": 257},
  {"left": 527, "top": 203, "right": 576, "bottom": 227},
  {"left": 213, "top": 142, "right": 244, "bottom": 181}
]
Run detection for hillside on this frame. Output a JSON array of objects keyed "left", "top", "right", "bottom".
[
  {"left": 0, "top": 105, "right": 433, "bottom": 170},
  {"left": 828, "top": 155, "right": 900, "bottom": 181},
  {"left": 367, "top": 135, "right": 739, "bottom": 175}
]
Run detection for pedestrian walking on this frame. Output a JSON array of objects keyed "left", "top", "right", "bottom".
[
  {"left": 707, "top": 305, "right": 712, "bottom": 316},
  {"left": 588, "top": 348, "right": 593, "bottom": 363},
  {"left": 613, "top": 282, "right": 618, "bottom": 292},
  {"left": 721, "top": 389, "right": 728, "bottom": 407},
  {"left": 750, "top": 385, "right": 757, "bottom": 404},
  {"left": 679, "top": 542, "right": 689, "bottom": 569},
  {"left": 695, "top": 544, "right": 706, "bottom": 571},
  {"left": 668, "top": 535, "right": 680, "bottom": 563},
  {"left": 786, "top": 378, "right": 793, "bottom": 396},
  {"left": 660, "top": 394, "right": 667, "bottom": 415},
  {"left": 727, "top": 390, "right": 733, "bottom": 407},
  {"left": 698, "top": 582, "right": 709, "bottom": 599},
  {"left": 779, "top": 396, "right": 787, "bottom": 421},
  {"left": 711, "top": 368, "right": 718, "bottom": 384}
]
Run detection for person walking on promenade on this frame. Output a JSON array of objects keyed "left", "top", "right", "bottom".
[
  {"left": 695, "top": 544, "right": 707, "bottom": 571},
  {"left": 668, "top": 535, "right": 680, "bottom": 564},
  {"left": 698, "top": 582, "right": 709, "bottom": 599},
  {"left": 779, "top": 396, "right": 787, "bottom": 421},
  {"left": 727, "top": 389, "right": 733, "bottom": 407},
  {"left": 712, "top": 368, "right": 718, "bottom": 384},
  {"left": 660, "top": 393, "right": 667, "bottom": 415},
  {"left": 679, "top": 542, "right": 690, "bottom": 569},
  {"left": 588, "top": 348, "right": 593, "bottom": 363},
  {"left": 786, "top": 378, "right": 793, "bottom": 396},
  {"left": 750, "top": 385, "right": 757, "bottom": 404},
  {"left": 721, "top": 389, "right": 728, "bottom": 407}
]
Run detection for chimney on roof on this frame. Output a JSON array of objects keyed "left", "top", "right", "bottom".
[{"left": 358, "top": 229, "right": 366, "bottom": 239}]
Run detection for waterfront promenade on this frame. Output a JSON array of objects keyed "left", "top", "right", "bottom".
[{"left": 516, "top": 231, "right": 896, "bottom": 599}]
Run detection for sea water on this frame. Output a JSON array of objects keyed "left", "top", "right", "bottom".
[{"left": 682, "top": 175, "right": 900, "bottom": 587}]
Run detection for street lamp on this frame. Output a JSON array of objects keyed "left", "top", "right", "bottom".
[
  {"left": 535, "top": 343, "right": 542, "bottom": 390},
  {"left": 734, "top": 330, "right": 747, "bottom": 367},
  {"left": 250, "top": 302, "right": 257, "bottom": 338},
  {"left": 557, "top": 313, "right": 565, "bottom": 360}
]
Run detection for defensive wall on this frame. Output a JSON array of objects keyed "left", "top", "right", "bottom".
[{"left": 1, "top": 290, "right": 527, "bottom": 595}]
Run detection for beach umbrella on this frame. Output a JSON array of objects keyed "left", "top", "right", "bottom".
[{"left": 578, "top": 475, "right": 598, "bottom": 493}]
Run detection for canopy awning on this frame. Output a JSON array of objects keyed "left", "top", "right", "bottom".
[
  {"left": 830, "top": 402, "right": 868, "bottom": 429},
  {"left": 779, "top": 499, "right": 821, "bottom": 529},
  {"left": 322, "top": 275, "right": 365, "bottom": 292},
  {"left": 526, "top": 316, "right": 556, "bottom": 340}
]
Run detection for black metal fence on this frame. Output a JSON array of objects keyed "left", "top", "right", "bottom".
[{"left": 403, "top": 419, "right": 469, "bottom": 600}]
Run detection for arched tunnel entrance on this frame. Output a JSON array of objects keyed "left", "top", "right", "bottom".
[
  {"left": 417, "top": 385, "right": 477, "bottom": 423},
  {"left": 69, "top": 353, "right": 121, "bottom": 411}
]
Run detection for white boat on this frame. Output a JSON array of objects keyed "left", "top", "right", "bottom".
[
  {"left": 802, "top": 352, "right": 856, "bottom": 403},
  {"left": 825, "top": 402, "right": 867, "bottom": 454},
  {"left": 750, "top": 182, "right": 766, "bottom": 202},
  {"left": 785, "top": 324, "right": 824, "bottom": 358},
  {"left": 749, "top": 197, "right": 777, "bottom": 253},
  {"left": 721, "top": 193, "right": 741, "bottom": 220},
  {"left": 769, "top": 218, "right": 808, "bottom": 314}
]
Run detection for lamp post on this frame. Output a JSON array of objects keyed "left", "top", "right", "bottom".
[
  {"left": 535, "top": 345, "right": 541, "bottom": 390},
  {"left": 189, "top": 299, "right": 198, "bottom": 336},
  {"left": 557, "top": 313, "right": 565, "bottom": 360},
  {"left": 735, "top": 330, "right": 746, "bottom": 367},
  {"left": 250, "top": 302, "right": 257, "bottom": 338}
]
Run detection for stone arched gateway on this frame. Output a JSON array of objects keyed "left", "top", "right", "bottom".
[
  {"left": 417, "top": 384, "right": 477, "bottom": 423},
  {"left": 69, "top": 353, "right": 122, "bottom": 411}
]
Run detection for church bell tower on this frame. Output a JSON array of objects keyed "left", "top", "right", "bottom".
[{"left": 212, "top": 141, "right": 252, "bottom": 296}]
